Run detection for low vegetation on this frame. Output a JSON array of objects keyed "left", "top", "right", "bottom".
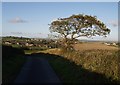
[
  {"left": 41, "top": 48, "right": 120, "bottom": 84},
  {"left": 31, "top": 52, "right": 115, "bottom": 84},
  {"left": 2, "top": 36, "right": 119, "bottom": 84},
  {"left": 2, "top": 45, "right": 26, "bottom": 84}
]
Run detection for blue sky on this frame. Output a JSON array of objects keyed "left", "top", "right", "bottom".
[
  {"left": 1, "top": 0, "right": 120, "bottom": 2},
  {"left": 2, "top": 2, "right": 118, "bottom": 41},
  {"left": 0, "top": 2, "right": 1, "bottom": 37}
]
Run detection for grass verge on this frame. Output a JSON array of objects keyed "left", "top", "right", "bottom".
[
  {"left": 2, "top": 45, "right": 26, "bottom": 84},
  {"left": 41, "top": 49, "right": 120, "bottom": 84},
  {"left": 3, "top": 55, "right": 26, "bottom": 84}
]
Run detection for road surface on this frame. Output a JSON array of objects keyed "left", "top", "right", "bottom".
[{"left": 14, "top": 56, "right": 61, "bottom": 84}]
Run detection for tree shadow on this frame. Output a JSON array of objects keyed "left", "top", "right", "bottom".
[{"left": 30, "top": 52, "right": 119, "bottom": 85}]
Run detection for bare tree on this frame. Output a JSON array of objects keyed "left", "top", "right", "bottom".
[{"left": 49, "top": 14, "right": 110, "bottom": 50}]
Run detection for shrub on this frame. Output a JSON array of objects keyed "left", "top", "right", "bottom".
[{"left": 2, "top": 45, "right": 25, "bottom": 60}]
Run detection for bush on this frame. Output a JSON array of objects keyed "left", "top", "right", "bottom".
[
  {"left": 2, "top": 45, "right": 26, "bottom": 84},
  {"left": 2, "top": 45, "right": 25, "bottom": 60},
  {"left": 21, "top": 46, "right": 29, "bottom": 50}
]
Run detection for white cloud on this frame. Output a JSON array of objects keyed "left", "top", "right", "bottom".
[
  {"left": 108, "top": 20, "right": 118, "bottom": 27},
  {"left": 11, "top": 32, "right": 23, "bottom": 35},
  {"left": 9, "top": 32, "right": 48, "bottom": 38},
  {"left": 8, "top": 17, "right": 27, "bottom": 23}
]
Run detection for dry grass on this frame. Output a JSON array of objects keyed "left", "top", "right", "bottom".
[
  {"left": 41, "top": 45, "right": 119, "bottom": 82},
  {"left": 38, "top": 42, "right": 120, "bottom": 82},
  {"left": 39, "top": 48, "right": 62, "bottom": 55},
  {"left": 74, "top": 42, "right": 118, "bottom": 51}
]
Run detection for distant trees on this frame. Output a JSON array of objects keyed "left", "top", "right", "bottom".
[{"left": 49, "top": 14, "right": 110, "bottom": 50}]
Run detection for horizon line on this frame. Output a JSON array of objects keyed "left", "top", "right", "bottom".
[{"left": 1, "top": 35, "right": 119, "bottom": 42}]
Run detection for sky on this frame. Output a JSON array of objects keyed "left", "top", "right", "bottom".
[
  {"left": 1, "top": 0, "right": 120, "bottom": 2},
  {"left": 1, "top": 2, "right": 118, "bottom": 41},
  {"left": 0, "top": 2, "right": 1, "bottom": 37}
]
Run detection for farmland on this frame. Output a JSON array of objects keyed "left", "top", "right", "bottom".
[
  {"left": 74, "top": 42, "right": 118, "bottom": 51},
  {"left": 2, "top": 36, "right": 120, "bottom": 84}
]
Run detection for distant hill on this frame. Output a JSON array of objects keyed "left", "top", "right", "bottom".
[{"left": 2, "top": 36, "right": 30, "bottom": 40}]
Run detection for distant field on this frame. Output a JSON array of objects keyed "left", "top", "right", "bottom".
[{"left": 74, "top": 42, "right": 118, "bottom": 51}]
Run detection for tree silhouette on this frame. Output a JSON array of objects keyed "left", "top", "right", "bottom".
[{"left": 49, "top": 14, "right": 110, "bottom": 50}]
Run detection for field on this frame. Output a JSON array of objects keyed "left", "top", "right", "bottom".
[{"left": 74, "top": 42, "right": 118, "bottom": 51}]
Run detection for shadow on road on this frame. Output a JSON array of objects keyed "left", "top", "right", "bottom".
[{"left": 29, "top": 52, "right": 119, "bottom": 85}]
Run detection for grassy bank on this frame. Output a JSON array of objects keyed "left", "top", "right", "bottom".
[
  {"left": 62, "top": 50, "right": 119, "bottom": 81},
  {"left": 3, "top": 56, "right": 26, "bottom": 84},
  {"left": 2, "top": 45, "right": 26, "bottom": 84},
  {"left": 41, "top": 48, "right": 120, "bottom": 84}
]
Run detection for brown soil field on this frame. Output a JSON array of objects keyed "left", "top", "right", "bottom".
[{"left": 74, "top": 42, "right": 118, "bottom": 51}]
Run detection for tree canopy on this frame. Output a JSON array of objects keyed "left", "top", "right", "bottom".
[{"left": 49, "top": 14, "right": 110, "bottom": 49}]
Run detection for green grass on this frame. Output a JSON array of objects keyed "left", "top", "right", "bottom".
[
  {"left": 24, "top": 50, "right": 40, "bottom": 54},
  {"left": 3, "top": 55, "right": 26, "bottom": 84},
  {"left": 12, "top": 44, "right": 21, "bottom": 48},
  {"left": 24, "top": 48, "right": 48, "bottom": 54}
]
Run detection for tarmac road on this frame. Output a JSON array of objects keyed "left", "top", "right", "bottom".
[{"left": 14, "top": 56, "right": 61, "bottom": 84}]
